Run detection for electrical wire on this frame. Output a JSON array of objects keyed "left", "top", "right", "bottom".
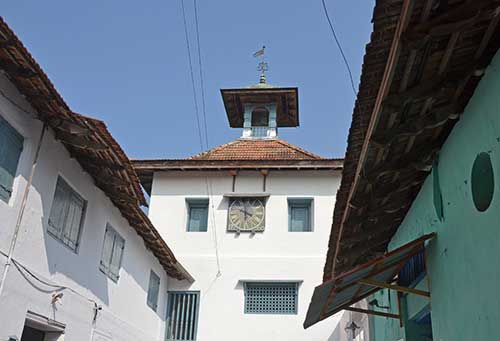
[
  {"left": 180, "top": 0, "right": 222, "bottom": 276},
  {"left": 180, "top": 0, "right": 206, "bottom": 150},
  {"left": 321, "top": 0, "right": 357, "bottom": 96},
  {"left": 193, "top": 0, "right": 209, "bottom": 148}
]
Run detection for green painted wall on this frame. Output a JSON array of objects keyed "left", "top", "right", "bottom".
[{"left": 370, "top": 50, "right": 500, "bottom": 340}]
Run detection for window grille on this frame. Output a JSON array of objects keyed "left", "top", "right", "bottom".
[
  {"left": 244, "top": 282, "right": 298, "bottom": 314},
  {"left": 166, "top": 291, "right": 200, "bottom": 341},
  {"left": 48, "top": 177, "right": 86, "bottom": 251},
  {"left": 0, "top": 115, "right": 23, "bottom": 202}
]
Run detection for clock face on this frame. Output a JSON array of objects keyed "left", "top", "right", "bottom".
[{"left": 228, "top": 198, "right": 265, "bottom": 232}]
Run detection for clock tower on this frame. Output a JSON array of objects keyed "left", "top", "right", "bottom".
[{"left": 220, "top": 58, "right": 299, "bottom": 139}]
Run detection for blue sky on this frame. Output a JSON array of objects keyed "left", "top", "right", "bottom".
[{"left": 3, "top": 1, "right": 373, "bottom": 159}]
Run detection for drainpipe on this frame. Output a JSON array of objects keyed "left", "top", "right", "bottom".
[{"left": 0, "top": 123, "right": 47, "bottom": 297}]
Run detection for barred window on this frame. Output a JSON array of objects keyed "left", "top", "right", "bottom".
[
  {"left": 166, "top": 291, "right": 200, "bottom": 341},
  {"left": 244, "top": 282, "right": 298, "bottom": 314}
]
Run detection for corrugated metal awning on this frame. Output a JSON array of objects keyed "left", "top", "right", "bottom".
[{"left": 304, "top": 233, "right": 435, "bottom": 329}]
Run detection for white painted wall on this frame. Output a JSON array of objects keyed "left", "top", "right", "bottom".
[
  {"left": 0, "top": 73, "right": 172, "bottom": 341},
  {"left": 149, "top": 168, "right": 343, "bottom": 340}
]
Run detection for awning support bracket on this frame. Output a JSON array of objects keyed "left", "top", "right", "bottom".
[
  {"left": 358, "top": 278, "right": 430, "bottom": 297},
  {"left": 344, "top": 306, "right": 400, "bottom": 320}
]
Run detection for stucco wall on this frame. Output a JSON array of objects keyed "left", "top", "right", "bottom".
[
  {"left": 369, "top": 50, "right": 500, "bottom": 340},
  {"left": 0, "top": 73, "right": 171, "bottom": 340},
  {"left": 149, "top": 169, "right": 342, "bottom": 340}
]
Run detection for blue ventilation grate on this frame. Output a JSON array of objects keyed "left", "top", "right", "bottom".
[
  {"left": 166, "top": 291, "right": 200, "bottom": 341},
  {"left": 244, "top": 282, "right": 298, "bottom": 314}
]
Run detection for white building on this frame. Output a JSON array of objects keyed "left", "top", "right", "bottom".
[
  {"left": 133, "top": 79, "right": 344, "bottom": 340},
  {"left": 0, "top": 18, "right": 191, "bottom": 341}
]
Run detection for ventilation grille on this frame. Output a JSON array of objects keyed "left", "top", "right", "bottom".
[
  {"left": 244, "top": 282, "right": 298, "bottom": 314},
  {"left": 166, "top": 292, "right": 200, "bottom": 341}
]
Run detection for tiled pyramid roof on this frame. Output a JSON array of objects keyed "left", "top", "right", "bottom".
[{"left": 188, "top": 138, "right": 325, "bottom": 161}]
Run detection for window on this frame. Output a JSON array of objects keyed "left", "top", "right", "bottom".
[
  {"left": 0, "top": 115, "right": 23, "bottom": 202},
  {"left": 288, "top": 198, "right": 312, "bottom": 232},
  {"left": 187, "top": 199, "right": 209, "bottom": 232},
  {"left": 398, "top": 249, "right": 426, "bottom": 287},
  {"left": 99, "top": 224, "right": 125, "bottom": 282},
  {"left": 147, "top": 270, "right": 161, "bottom": 311},
  {"left": 48, "top": 177, "right": 86, "bottom": 251},
  {"left": 251, "top": 107, "right": 269, "bottom": 127},
  {"left": 166, "top": 291, "right": 200, "bottom": 341},
  {"left": 244, "top": 282, "right": 298, "bottom": 314}
]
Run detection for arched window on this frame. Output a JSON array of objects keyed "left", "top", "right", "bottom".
[{"left": 251, "top": 107, "right": 269, "bottom": 127}]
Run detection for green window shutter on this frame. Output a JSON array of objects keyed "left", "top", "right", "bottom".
[
  {"left": 187, "top": 199, "right": 209, "bottom": 232},
  {"left": 62, "top": 193, "right": 85, "bottom": 249},
  {"left": 0, "top": 116, "right": 24, "bottom": 202},
  {"left": 288, "top": 199, "right": 312, "bottom": 232},
  {"left": 100, "top": 226, "right": 115, "bottom": 273},
  {"left": 48, "top": 180, "right": 69, "bottom": 237},
  {"left": 48, "top": 177, "right": 86, "bottom": 251},
  {"left": 147, "top": 270, "right": 161, "bottom": 310},
  {"left": 108, "top": 231, "right": 125, "bottom": 282}
]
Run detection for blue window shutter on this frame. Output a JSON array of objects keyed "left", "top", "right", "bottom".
[
  {"left": 147, "top": 270, "right": 161, "bottom": 310},
  {"left": 187, "top": 200, "right": 209, "bottom": 232},
  {"left": 0, "top": 116, "right": 23, "bottom": 202},
  {"left": 290, "top": 206, "right": 309, "bottom": 231},
  {"left": 288, "top": 199, "right": 312, "bottom": 232},
  {"left": 166, "top": 291, "right": 200, "bottom": 341}
]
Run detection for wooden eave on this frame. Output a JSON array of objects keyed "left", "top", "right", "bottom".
[
  {"left": 0, "top": 17, "right": 192, "bottom": 282},
  {"left": 132, "top": 158, "right": 343, "bottom": 195},
  {"left": 324, "top": 0, "right": 500, "bottom": 281},
  {"left": 220, "top": 87, "right": 299, "bottom": 127}
]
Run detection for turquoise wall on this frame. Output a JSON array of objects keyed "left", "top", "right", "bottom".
[{"left": 370, "top": 50, "right": 500, "bottom": 341}]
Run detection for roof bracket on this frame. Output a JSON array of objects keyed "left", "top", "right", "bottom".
[{"left": 344, "top": 306, "right": 400, "bottom": 320}]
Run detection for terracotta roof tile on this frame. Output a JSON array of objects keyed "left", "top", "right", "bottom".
[{"left": 188, "top": 138, "right": 325, "bottom": 161}]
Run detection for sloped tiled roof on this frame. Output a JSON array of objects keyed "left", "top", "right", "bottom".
[
  {"left": 188, "top": 138, "right": 324, "bottom": 161},
  {"left": 0, "top": 16, "right": 192, "bottom": 282},
  {"left": 132, "top": 138, "right": 343, "bottom": 195}
]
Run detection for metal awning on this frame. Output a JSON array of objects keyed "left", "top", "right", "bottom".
[{"left": 304, "top": 233, "right": 435, "bottom": 329}]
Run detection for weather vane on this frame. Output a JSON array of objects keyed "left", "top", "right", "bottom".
[{"left": 253, "top": 46, "right": 268, "bottom": 84}]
